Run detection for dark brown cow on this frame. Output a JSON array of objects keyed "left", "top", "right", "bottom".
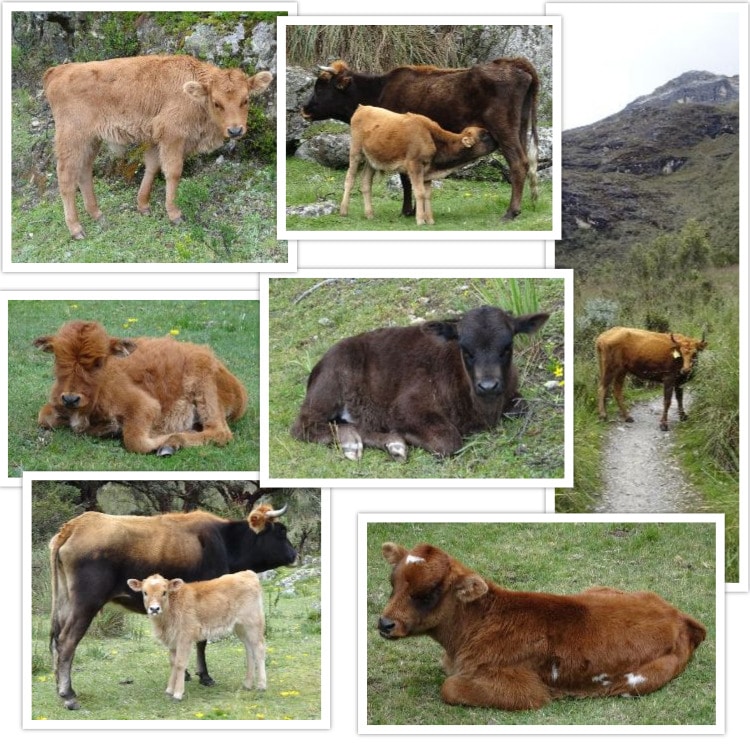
[
  {"left": 302, "top": 58, "right": 539, "bottom": 220},
  {"left": 596, "top": 326, "right": 707, "bottom": 431},
  {"left": 341, "top": 105, "right": 496, "bottom": 225},
  {"left": 44, "top": 55, "right": 273, "bottom": 239},
  {"left": 50, "top": 504, "right": 295, "bottom": 709},
  {"left": 378, "top": 542, "right": 706, "bottom": 710},
  {"left": 291, "top": 306, "right": 550, "bottom": 460},
  {"left": 34, "top": 320, "right": 247, "bottom": 455}
]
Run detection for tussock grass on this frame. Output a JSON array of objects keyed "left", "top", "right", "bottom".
[
  {"left": 7, "top": 299, "right": 260, "bottom": 476},
  {"left": 366, "top": 521, "right": 716, "bottom": 726},
  {"left": 267, "top": 277, "right": 565, "bottom": 481}
]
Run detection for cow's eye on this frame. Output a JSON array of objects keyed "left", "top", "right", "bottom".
[
  {"left": 462, "top": 349, "right": 475, "bottom": 365},
  {"left": 214, "top": 101, "right": 224, "bottom": 110}
]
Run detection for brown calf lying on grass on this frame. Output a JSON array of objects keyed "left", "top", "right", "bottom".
[
  {"left": 378, "top": 542, "right": 706, "bottom": 710},
  {"left": 340, "top": 105, "right": 496, "bottom": 225},
  {"left": 128, "top": 571, "right": 266, "bottom": 701}
]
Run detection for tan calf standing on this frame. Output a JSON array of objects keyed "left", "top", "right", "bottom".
[
  {"left": 128, "top": 571, "right": 266, "bottom": 701},
  {"left": 340, "top": 105, "right": 496, "bottom": 225},
  {"left": 43, "top": 55, "right": 272, "bottom": 239}
]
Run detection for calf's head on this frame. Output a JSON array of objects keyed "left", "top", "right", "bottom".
[
  {"left": 34, "top": 320, "right": 137, "bottom": 414},
  {"left": 670, "top": 332, "right": 707, "bottom": 377},
  {"left": 424, "top": 306, "right": 550, "bottom": 398},
  {"left": 378, "top": 542, "right": 488, "bottom": 639},
  {"left": 128, "top": 574, "right": 183, "bottom": 617},
  {"left": 185, "top": 68, "right": 273, "bottom": 139}
]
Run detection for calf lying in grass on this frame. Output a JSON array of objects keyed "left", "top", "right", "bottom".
[{"left": 128, "top": 571, "right": 266, "bottom": 700}]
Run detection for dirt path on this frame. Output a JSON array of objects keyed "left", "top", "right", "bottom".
[{"left": 596, "top": 394, "right": 703, "bottom": 513}]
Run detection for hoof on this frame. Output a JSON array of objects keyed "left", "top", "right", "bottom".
[
  {"left": 342, "top": 442, "right": 363, "bottom": 460},
  {"left": 198, "top": 673, "right": 216, "bottom": 687},
  {"left": 71, "top": 231, "right": 85, "bottom": 241},
  {"left": 659, "top": 423, "right": 669, "bottom": 432},
  {"left": 624, "top": 416, "right": 635, "bottom": 423},
  {"left": 63, "top": 697, "right": 81, "bottom": 711},
  {"left": 386, "top": 441, "right": 408, "bottom": 461},
  {"left": 156, "top": 445, "right": 176, "bottom": 457}
]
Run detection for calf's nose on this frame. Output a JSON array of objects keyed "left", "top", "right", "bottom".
[
  {"left": 227, "top": 126, "right": 245, "bottom": 138},
  {"left": 61, "top": 394, "right": 81, "bottom": 408},
  {"left": 476, "top": 378, "right": 501, "bottom": 395},
  {"left": 377, "top": 617, "right": 396, "bottom": 636},
  {"left": 147, "top": 604, "right": 161, "bottom": 615}
]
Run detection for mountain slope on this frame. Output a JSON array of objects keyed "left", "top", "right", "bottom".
[{"left": 557, "top": 71, "right": 739, "bottom": 268}]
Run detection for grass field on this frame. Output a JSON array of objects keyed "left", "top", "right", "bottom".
[
  {"left": 30, "top": 560, "right": 321, "bottom": 721},
  {"left": 366, "top": 520, "right": 717, "bottom": 727},
  {"left": 7, "top": 299, "right": 260, "bottom": 476},
  {"left": 266, "top": 277, "right": 566, "bottom": 481},
  {"left": 285, "top": 156, "right": 553, "bottom": 233}
]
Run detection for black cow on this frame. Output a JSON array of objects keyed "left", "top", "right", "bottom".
[
  {"left": 301, "top": 58, "right": 540, "bottom": 220},
  {"left": 49, "top": 504, "right": 297, "bottom": 709},
  {"left": 291, "top": 306, "right": 550, "bottom": 460}
]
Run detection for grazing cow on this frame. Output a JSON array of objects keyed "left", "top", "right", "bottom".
[
  {"left": 340, "top": 105, "right": 496, "bottom": 225},
  {"left": 596, "top": 326, "right": 707, "bottom": 431},
  {"left": 302, "top": 58, "right": 539, "bottom": 220},
  {"left": 128, "top": 571, "right": 266, "bottom": 701},
  {"left": 377, "top": 542, "right": 706, "bottom": 710},
  {"left": 34, "top": 320, "right": 247, "bottom": 456},
  {"left": 49, "top": 503, "right": 296, "bottom": 709},
  {"left": 43, "top": 55, "right": 273, "bottom": 239},
  {"left": 291, "top": 306, "right": 550, "bottom": 460}
]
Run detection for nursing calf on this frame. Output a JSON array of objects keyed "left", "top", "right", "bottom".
[
  {"left": 378, "top": 543, "right": 706, "bottom": 710},
  {"left": 128, "top": 572, "right": 266, "bottom": 701},
  {"left": 596, "top": 326, "right": 707, "bottom": 431},
  {"left": 35, "top": 320, "right": 247, "bottom": 455},
  {"left": 43, "top": 55, "right": 273, "bottom": 239},
  {"left": 291, "top": 305, "right": 549, "bottom": 460},
  {"left": 340, "top": 105, "right": 496, "bottom": 225}
]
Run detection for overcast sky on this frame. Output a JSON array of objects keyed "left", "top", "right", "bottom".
[{"left": 551, "top": 2, "right": 743, "bottom": 129}]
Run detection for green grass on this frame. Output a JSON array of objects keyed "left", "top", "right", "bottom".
[
  {"left": 284, "top": 157, "right": 553, "bottom": 233},
  {"left": 30, "top": 569, "right": 321, "bottom": 721},
  {"left": 7, "top": 299, "right": 259, "bottom": 476},
  {"left": 366, "top": 521, "right": 717, "bottom": 726},
  {"left": 267, "top": 277, "right": 566, "bottom": 481},
  {"left": 11, "top": 90, "right": 286, "bottom": 265}
]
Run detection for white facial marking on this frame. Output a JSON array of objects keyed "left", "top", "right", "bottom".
[
  {"left": 626, "top": 673, "right": 647, "bottom": 687},
  {"left": 406, "top": 555, "right": 425, "bottom": 564}
]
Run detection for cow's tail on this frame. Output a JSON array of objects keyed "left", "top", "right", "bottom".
[
  {"left": 524, "top": 73, "right": 540, "bottom": 205},
  {"left": 48, "top": 522, "right": 74, "bottom": 660}
]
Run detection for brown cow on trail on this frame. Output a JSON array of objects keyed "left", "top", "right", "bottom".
[
  {"left": 378, "top": 542, "right": 706, "bottom": 710},
  {"left": 302, "top": 57, "right": 539, "bottom": 220},
  {"left": 340, "top": 105, "right": 497, "bottom": 225},
  {"left": 34, "top": 320, "right": 247, "bottom": 455},
  {"left": 128, "top": 571, "right": 266, "bottom": 701},
  {"left": 291, "top": 305, "right": 550, "bottom": 461},
  {"left": 596, "top": 326, "right": 707, "bottom": 431},
  {"left": 43, "top": 55, "right": 273, "bottom": 239},
  {"left": 50, "top": 504, "right": 295, "bottom": 709}
]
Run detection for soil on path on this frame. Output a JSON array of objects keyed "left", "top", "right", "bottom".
[{"left": 596, "top": 394, "right": 703, "bottom": 513}]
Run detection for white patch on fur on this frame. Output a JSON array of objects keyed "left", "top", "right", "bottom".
[
  {"left": 626, "top": 673, "right": 647, "bottom": 687},
  {"left": 406, "top": 555, "right": 425, "bottom": 565},
  {"left": 551, "top": 665, "right": 559, "bottom": 682},
  {"left": 592, "top": 673, "right": 611, "bottom": 686}
]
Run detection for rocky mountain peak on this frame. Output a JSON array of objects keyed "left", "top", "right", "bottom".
[{"left": 626, "top": 70, "right": 739, "bottom": 111}]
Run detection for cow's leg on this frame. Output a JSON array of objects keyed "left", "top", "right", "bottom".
[
  {"left": 340, "top": 150, "right": 362, "bottom": 217},
  {"left": 158, "top": 142, "right": 186, "bottom": 224},
  {"left": 52, "top": 603, "right": 100, "bottom": 710},
  {"left": 675, "top": 383, "right": 688, "bottom": 421},
  {"left": 495, "top": 136, "right": 529, "bottom": 220},
  {"left": 407, "top": 162, "right": 429, "bottom": 226},
  {"left": 169, "top": 641, "right": 191, "bottom": 700},
  {"left": 235, "top": 623, "right": 267, "bottom": 691},
  {"left": 609, "top": 653, "right": 694, "bottom": 698},
  {"left": 38, "top": 403, "right": 67, "bottom": 429},
  {"left": 612, "top": 373, "right": 633, "bottom": 422},
  {"left": 355, "top": 429, "right": 410, "bottom": 461},
  {"left": 441, "top": 667, "right": 552, "bottom": 710},
  {"left": 399, "top": 172, "right": 416, "bottom": 216},
  {"left": 136, "top": 145, "right": 162, "bottom": 216},
  {"left": 597, "top": 374, "right": 611, "bottom": 420},
  {"left": 660, "top": 382, "right": 674, "bottom": 431},
  {"left": 194, "top": 640, "right": 215, "bottom": 686},
  {"left": 423, "top": 180, "right": 435, "bottom": 225},
  {"left": 55, "top": 132, "right": 101, "bottom": 240},
  {"left": 361, "top": 162, "right": 376, "bottom": 219},
  {"left": 77, "top": 140, "right": 103, "bottom": 225}
]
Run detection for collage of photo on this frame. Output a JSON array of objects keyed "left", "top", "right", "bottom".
[{"left": 1, "top": 0, "right": 746, "bottom": 746}]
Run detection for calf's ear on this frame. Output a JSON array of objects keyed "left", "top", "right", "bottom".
[
  {"left": 250, "top": 71, "right": 273, "bottom": 94},
  {"left": 183, "top": 80, "right": 208, "bottom": 102},
  {"left": 168, "top": 578, "right": 185, "bottom": 592},
  {"left": 382, "top": 542, "right": 408, "bottom": 565},
  {"left": 423, "top": 319, "right": 460, "bottom": 341},
  {"left": 512, "top": 311, "right": 550, "bottom": 337},
  {"left": 127, "top": 579, "right": 143, "bottom": 592},
  {"left": 453, "top": 574, "right": 488, "bottom": 603},
  {"left": 110, "top": 338, "right": 138, "bottom": 358},
  {"left": 32, "top": 335, "right": 54, "bottom": 353}
]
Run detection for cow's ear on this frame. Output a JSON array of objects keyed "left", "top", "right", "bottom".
[
  {"left": 110, "top": 338, "right": 137, "bottom": 358},
  {"left": 453, "top": 574, "right": 488, "bottom": 603},
  {"left": 461, "top": 134, "right": 476, "bottom": 148},
  {"left": 249, "top": 71, "right": 273, "bottom": 95},
  {"left": 127, "top": 578, "right": 143, "bottom": 592},
  {"left": 169, "top": 578, "right": 185, "bottom": 592},
  {"left": 33, "top": 335, "right": 55, "bottom": 353},
  {"left": 512, "top": 311, "right": 550, "bottom": 336},
  {"left": 183, "top": 80, "right": 208, "bottom": 102},
  {"left": 335, "top": 74, "right": 352, "bottom": 91},
  {"left": 423, "top": 319, "right": 460, "bottom": 341},
  {"left": 382, "top": 542, "right": 408, "bottom": 565}
]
